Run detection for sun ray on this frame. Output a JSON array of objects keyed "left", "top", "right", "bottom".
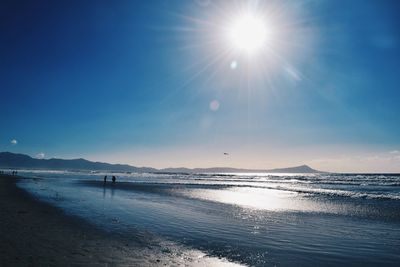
[{"left": 155, "top": 0, "right": 318, "bottom": 105}]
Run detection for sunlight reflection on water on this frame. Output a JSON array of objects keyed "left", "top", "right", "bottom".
[{"left": 179, "top": 187, "right": 327, "bottom": 212}]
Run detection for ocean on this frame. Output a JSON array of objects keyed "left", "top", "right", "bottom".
[{"left": 16, "top": 170, "right": 400, "bottom": 266}]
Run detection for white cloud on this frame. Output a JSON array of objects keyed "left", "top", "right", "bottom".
[
  {"left": 10, "top": 139, "right": 17, "bottom": 145},
  {"left": 36, "top": 152, "right": 45, "bottom": 159},
  {"left": 389, "top": 150, "right": 399, "bottom": 154}
]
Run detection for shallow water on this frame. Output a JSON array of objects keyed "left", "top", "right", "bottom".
[{"left": 16, "top": 170, "right": 400, "bottom": 266}]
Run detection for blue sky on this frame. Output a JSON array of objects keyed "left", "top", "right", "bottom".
[{"left": 1, "top": 0, "right": 399, "bottom": 172}]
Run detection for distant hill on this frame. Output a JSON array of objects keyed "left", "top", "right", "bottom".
[
  {"left": 0, "top": 152, "right": 156, "bottom": 173},
  {"left": 266, "top": 165, "right": 320, "bottom": 173},
  {"left": 161, "top": 165, "right": 321, "bottom": 174},
  {"left": 0, "top": 152, "right": 322, "bottom": 173}
]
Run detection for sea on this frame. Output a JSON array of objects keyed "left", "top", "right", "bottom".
[{"left": 13, "top": 170, "right": 400, "bottom": 266}]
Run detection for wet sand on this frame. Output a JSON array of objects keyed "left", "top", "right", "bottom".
[{"left": 0, "top": 175, "right": 242, "bottom": 267}]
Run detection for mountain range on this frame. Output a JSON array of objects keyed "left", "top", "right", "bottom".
[{"left": 0, "top": 152, "right": 322, "bottom": 173}]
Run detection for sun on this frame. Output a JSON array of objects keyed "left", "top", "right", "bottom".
[{"left": 229, "top": 14, "right": 268, "bottom": 54}]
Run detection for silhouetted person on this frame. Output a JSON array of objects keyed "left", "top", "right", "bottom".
[
  {"left": 104, "top": 175, "right": 107, "bottom": 183},
  {"left": 112, "top": 176, "right": 116, "bottom": 183}
]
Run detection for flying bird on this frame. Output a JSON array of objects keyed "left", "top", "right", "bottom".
[{"left": 224, "top": 153, "right": 229, "bottom": 155}]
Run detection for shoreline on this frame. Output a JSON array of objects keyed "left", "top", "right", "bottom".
[{"left": 0, "top": 174, "right": 243, "bottom": 267}]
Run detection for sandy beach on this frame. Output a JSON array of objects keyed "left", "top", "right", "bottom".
[{"left": 0, "top": 174, "right": 242, "bottom": 267}]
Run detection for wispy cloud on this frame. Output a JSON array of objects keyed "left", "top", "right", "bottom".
[
  {"left": 10, "top": 139, "right": 17, "bottom": 145},
  {"left": 36, "top": 152, "right": 45, "bottom": 159}
]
